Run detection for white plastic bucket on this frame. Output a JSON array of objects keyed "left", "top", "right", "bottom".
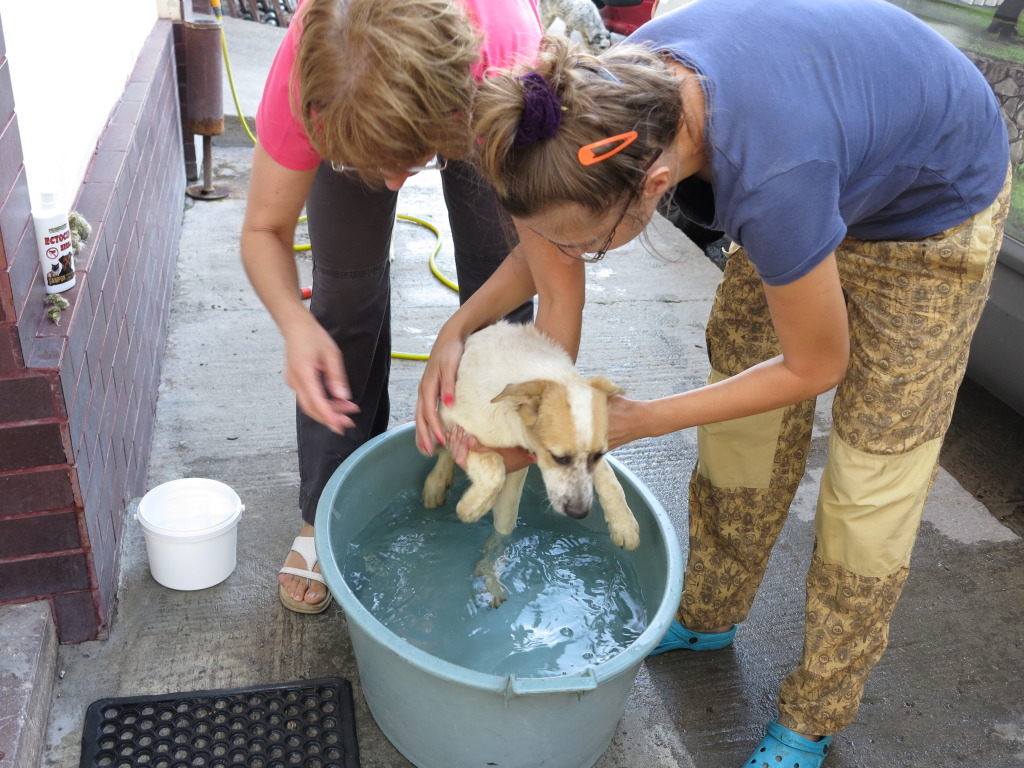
[{"left": 137, "top": 478, "right": 244, "bottom": 591}]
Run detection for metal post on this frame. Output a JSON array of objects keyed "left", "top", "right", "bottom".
[{"left": 184, "top": 16, "right": 230, "bottom": 200}]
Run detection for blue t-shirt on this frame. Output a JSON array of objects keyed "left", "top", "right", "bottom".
[{"left": 629, "top": 0, "right": 1009, "bottom": 285}]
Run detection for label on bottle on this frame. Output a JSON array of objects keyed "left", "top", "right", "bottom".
[{"left": 37, "top": 217, "right": 75, "bottom": 293}]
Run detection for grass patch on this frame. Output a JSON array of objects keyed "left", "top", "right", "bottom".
[{"left": 897, "top": 0, "right": 1024, "bottom": 64}]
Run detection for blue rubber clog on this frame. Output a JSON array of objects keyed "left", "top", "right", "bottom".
[
  {"left": 648, "top": 619, "right": 737, "bottom": 655},
  {"left": 744, "top": 720, "right": 831, "bottom": 768}
]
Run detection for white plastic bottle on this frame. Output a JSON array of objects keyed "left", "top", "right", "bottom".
[{"left": 33, "top": 192, "right": 75, "bottom": 294}]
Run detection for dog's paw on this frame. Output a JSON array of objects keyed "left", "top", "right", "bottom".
[
  {"left": 421, "top": 477, "right": 449, "bottom": 509},
  {"left": 473, "top": 584, "right": 507, "bottom": 609},
  {"left": 456, "top": 498, "right": 489, "bottom": 523},
  {"left": 472, "top": 558, "right": 507, "bottom": 608},
  {"left": 610, "top": 517, "right": 641, "bottom": 551}
]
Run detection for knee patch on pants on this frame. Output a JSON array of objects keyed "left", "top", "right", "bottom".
[
  {"left": 816, "top": 430, "right": 941, "bottom": 576},
  {"left": 697, "top": 369, "right": 787, "bottom": 489}
]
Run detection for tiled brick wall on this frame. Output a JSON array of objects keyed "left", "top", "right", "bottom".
[{"left": 0, "top": 20, "right": 185, "bottom": 642}]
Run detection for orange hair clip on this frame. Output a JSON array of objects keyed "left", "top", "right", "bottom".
[{"left": 577, "top": 131, "right": 639, "bottom": 166}]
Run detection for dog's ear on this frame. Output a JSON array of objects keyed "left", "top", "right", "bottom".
[
  {"left": 492, "top": 380, "right": 550, "bottom": 426},
  {"left": 588, "top": 376, "right": 625, "bottom": 399}
]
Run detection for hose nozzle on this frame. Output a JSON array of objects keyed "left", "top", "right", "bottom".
[{"left": 209, "top": 0, "right": 222, "bottom": 20}]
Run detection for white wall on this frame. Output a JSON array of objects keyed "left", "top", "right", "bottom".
[{"left": 0, "top": 0, "right": 174, "bottom": 213}]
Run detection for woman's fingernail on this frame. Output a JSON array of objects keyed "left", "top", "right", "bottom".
[{"left": 443, "top": 394, "right": 454, "bottom": 406}]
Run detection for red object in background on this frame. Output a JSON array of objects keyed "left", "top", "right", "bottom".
[{"left": 599, "top": 0, "right": 659, "bottom": 35}]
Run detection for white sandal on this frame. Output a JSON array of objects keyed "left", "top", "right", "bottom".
[{"left": 278, "top": 535, "right": 333, "bottom": 614}]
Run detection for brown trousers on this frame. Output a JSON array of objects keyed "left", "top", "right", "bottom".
[{"left": 679, "top": 170, "right": 1012, "bottom": 735}]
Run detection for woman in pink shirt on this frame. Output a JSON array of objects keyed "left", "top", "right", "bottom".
[{"left": 241, "top": 0, "right": 584, "bottom": 613}]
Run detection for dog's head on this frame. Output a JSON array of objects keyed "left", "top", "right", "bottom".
[{"left": 492, "top": 376, "right": 623, "bottom": 519}]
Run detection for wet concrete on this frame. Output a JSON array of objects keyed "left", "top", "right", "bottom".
[{"left": 40, "top": 16, "right": 1024, "bottom": 768}]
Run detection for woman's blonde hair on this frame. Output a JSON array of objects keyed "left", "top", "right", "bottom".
[
  {"left": 297, "top": 0, "right": 481, "bottom": 178},
  {"left": 473, "top": 35, "right": 684, "bottom": 217}
]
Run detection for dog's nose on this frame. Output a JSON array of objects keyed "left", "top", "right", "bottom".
[{"left": 563, "top": 503, "right": 590, "bottom": 520}]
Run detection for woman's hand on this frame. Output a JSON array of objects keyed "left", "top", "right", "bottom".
[
  {"left": 607, "top": 395, "right": 649, "bottom": 451},
  {"left": 282, "top": 313, "right": 360, "bottom": 433},
  {"left": 416, "top": 323, "right": 467, "bottom": 455},
  {"left": 444, "top": 426, "right": 536, "bottom": 472}
]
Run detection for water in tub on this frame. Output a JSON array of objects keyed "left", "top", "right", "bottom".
[{"left": 343, "top": 481, "right": 648, "bottom": 678}]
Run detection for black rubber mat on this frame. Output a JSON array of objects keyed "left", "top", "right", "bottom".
[{"left": 80, "top": 677, "right": 359, "bottom": 768}]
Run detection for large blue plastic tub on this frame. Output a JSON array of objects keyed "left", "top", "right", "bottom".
[{"left": 315, "top": 423, "right": 682, "bottom": 768}]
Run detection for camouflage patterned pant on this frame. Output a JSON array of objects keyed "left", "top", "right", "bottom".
[{"left": 679, "top": 169, "right": 1012, "bottom": 736}]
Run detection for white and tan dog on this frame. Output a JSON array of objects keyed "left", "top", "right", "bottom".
[{"left": 422, "top": 321, "right": 640, "bottom": 552}]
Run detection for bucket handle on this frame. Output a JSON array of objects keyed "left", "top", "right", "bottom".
[{"left": 504, "top": 668, "right": 599, "bottom": 699}]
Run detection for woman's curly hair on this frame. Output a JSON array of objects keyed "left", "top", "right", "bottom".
[{"left": 297, "top": 0, "right": 481, "bottom": 179}]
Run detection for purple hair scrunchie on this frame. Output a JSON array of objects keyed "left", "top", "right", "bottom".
[{"left": 513, "top": 72, "right": 563, "bottom": 148}]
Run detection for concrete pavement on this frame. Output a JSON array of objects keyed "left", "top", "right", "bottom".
[{"left": 38, "top": 16, "right": 1024, "bottom": 768}]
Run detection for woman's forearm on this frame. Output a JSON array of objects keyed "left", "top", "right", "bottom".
[
  {"left": 617, "top": 353, "right": 844, "bottom": 449},
  {"left": 240, "top": 144, "right": 318, "bottom": 338},
  {"left": 518, "top": 223, "right": 586, "bottom": 360},
  {"left": 441, "top": 246, "right": 539, "bottom": 339},
  {"left": 436, "top": 228, "right": 586, "bottom": 356},
  {"left": 613, "top": 254, "right": 851, "bottom": 448}
]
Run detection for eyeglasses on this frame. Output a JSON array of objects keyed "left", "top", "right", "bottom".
[
  {"left": 551, "top": 198, "right": 631, "bottom": 263},
  {"left": 550, "top": 151, "right": 662, "bottom": 263},
  {"left": 330, "top": 157, "right": 449, "bottom": 174}
]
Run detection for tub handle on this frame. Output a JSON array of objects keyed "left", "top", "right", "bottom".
[{"left": 505, "top": 668, "right": 599, "bottom": 697}]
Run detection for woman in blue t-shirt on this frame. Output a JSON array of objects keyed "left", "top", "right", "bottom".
[{"left": 415, "top": 0, "right": 1011, "bottom": 765}]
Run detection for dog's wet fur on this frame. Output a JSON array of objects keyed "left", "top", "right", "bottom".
[{"left": 423, "top": 322, "right": 640, "bottom": 555}]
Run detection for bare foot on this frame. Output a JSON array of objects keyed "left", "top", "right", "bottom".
[{"left": 278, "top": 522, "right": 328, "bottom": 607}]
